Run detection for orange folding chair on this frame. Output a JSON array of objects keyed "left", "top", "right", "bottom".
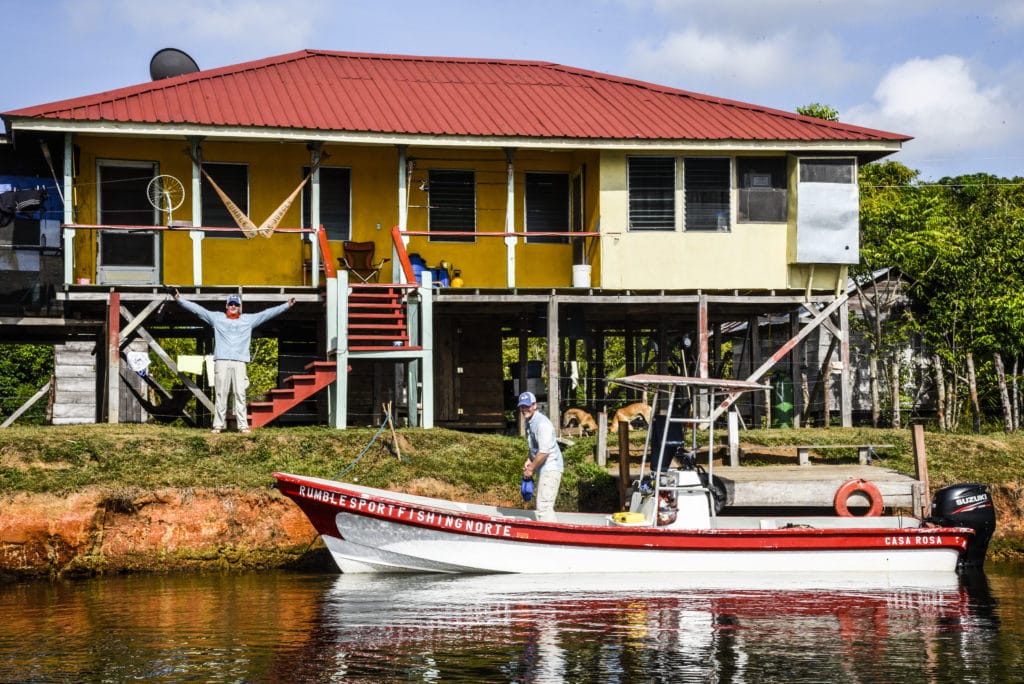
[{"left": 339, "top": 241, "right": 390, "bottom": 283}]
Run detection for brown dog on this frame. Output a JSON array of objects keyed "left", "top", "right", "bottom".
[
  {"left": 562, "top": 408, "right": 598, "bottom": 436},
  {"left": 608, "top": 402, "right": 652, "bottom": 432}
]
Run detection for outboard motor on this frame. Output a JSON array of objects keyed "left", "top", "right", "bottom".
[{"left": 928, "top": 483, "right": 996, "bottom": 572}]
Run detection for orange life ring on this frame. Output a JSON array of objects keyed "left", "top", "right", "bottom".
[{"left": 833, "top": 478, "right": 884, "bottom": 517}]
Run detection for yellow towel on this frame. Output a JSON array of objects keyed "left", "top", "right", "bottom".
[{"left": 177, "top": 355, "right": 205, "bottom": 374}]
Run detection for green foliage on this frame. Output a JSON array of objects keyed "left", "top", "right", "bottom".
[
  {"left": 858, "top": 162, "right": 1024, "bottom": 428},
  {"left": 0, "top": 343, "right": 54, "bottom": 424},
  {"left": 247, "top": 338, "right": 280, "bottom": 399},
  {"left": 796, "top": 103, "right": 839, "bottom": 121}
]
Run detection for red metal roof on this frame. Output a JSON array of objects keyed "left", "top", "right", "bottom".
[{"left": 3, "top": 50, "right": 910, "bottom": 144}]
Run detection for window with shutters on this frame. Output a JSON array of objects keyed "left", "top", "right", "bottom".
[
  {"left": 525, "top": 172, "right": 569, "bottom": 244},
  {"left": 201, "top": 162, "right": 248, "bottom": 238},
  {"left": 684, "top": 157, "right": 731, "bottom": 231},
  {"left": 428, "top": 169, "right": 475, "bottom": 242},
  {"left": 628, "top": 156, "right": 675, "bottom": 231},
  {"left": 302, "top": 166, "right": 351, "bottom": 241}
]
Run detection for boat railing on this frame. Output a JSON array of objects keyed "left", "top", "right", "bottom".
[{"left": 614, "top": 374, "right": 770, "bottom": 527}]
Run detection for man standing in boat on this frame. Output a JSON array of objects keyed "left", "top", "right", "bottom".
[{"left": 518, "top": 391, "right": 564, "bottom": 522}]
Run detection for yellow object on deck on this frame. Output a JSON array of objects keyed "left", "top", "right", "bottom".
[{"left": 612, "top": 511, "right": 645, "bottom": 524}]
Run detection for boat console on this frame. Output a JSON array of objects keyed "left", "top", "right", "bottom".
[{"left": 625, "top": 469, "right": 713, "bottom": 529}]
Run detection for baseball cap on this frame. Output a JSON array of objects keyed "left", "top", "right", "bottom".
[
  {"left": 517, "top": 391, "right": 537, "bottom": 408},
  {"left": 226, "top": 295, "right": 242, "bottom": 307}
]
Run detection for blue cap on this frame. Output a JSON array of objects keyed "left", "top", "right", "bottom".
[
  {"left": 517, "top": 391, "right": 537, "bottom": 407},
  {"left": 226, "top": 295, "right": 241, "bottom": 307}
]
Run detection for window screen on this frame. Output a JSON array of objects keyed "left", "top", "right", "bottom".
[
  {"left": 799, "top": 158, "right": 855, "bottom": 184},
  {"left": 738, "top": 157, "right": 788, "bottom": 222}
]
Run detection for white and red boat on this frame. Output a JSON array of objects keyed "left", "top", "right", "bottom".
[{"left": 274, "top": 375, "right": 995, "bottom": 576}]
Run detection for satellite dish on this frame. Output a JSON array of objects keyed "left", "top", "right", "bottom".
[{"left": 149, "top": 48, "right": 200, "bottom": 81}]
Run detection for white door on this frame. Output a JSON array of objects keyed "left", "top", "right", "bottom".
[{"left": 96, "top": 161, "right": 161, "bottom": 285}]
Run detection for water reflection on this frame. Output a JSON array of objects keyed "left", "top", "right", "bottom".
[
  {"left": 1, "top": 568, "right": 1022, "bottom": 683},
  {"left": 278, "top": 572, "right": 1004, "bottom": 683}
]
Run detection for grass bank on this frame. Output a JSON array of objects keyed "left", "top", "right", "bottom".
[{"left": 0, "top": 423, "right": 617, "bottom": 513}]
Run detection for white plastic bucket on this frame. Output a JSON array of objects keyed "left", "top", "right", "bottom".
[{"left": 572, "top": 264, "right": 592, "bottom": 287}]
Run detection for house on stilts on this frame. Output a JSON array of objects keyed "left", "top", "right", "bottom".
[{"left": 0, "top": 49, "right": 910, "bottom": 431}]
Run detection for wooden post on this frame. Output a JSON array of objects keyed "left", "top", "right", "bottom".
[
  {"left": 597, "top": 411, "right": 608, "bottom": 466},
  {"left": 106, "top": 291, "right": 121, "bottom": 424},
  {"left": 547, "top": 294, "right": 560, "bottom": 427},
  {"left": 912, "top": 423, "right": 931, "bottom": 517},
  {"left": 727, "top": 410, "right": 740, "bottom": 466},
  {"left": 617, "top": 422, "right": 631, "bottom": 510}
]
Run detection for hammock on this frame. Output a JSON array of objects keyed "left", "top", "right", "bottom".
[{"left": 189, "top": 151, "right": 327, "bottom": 239}]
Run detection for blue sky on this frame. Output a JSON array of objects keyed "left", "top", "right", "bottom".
[{"left": 2, "top": 0, "right": 1022, "bottom": 181}]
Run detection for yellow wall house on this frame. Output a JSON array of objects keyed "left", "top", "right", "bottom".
[{"left": 1, "top": 50, "right": 909, "bottom": 431}]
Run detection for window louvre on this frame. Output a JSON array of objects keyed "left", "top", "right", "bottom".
[
  {"left": 684, "top": 158, "right": 730, "bottom": 231},
  {"left": 428, "top": 169, "right": 475, "bottom": 242},
  {"left": 628, "top": 156, "right": 675, "bottom": 230},
  {"left": 525, "top": 172, "right": 569, "bottom": 244},
  {"left": 201, "top": 163, "right": 248, "bottom": 238},
  {"left": 302, "top": 166, "right": 351, "bottom": 241}
]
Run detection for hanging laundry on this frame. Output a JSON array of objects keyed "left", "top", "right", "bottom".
[{"left": 126, "top": 351, "right": 151, "bottom": 377}]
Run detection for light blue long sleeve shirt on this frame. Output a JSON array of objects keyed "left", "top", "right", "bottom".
[{"left": 177, "top": 297, "right": 291, "bottom": 362}]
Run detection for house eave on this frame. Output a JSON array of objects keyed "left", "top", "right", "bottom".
[{"left": 5, "top": 118, "right": 904, "bottom": 155}]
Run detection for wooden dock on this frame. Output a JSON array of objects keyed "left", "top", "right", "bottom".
[
  {"left": 607, "top": 463, "right": 927, "bottom": 517},
  {"left": 712, "top": 465, "right": 926, "bottom": 516}
]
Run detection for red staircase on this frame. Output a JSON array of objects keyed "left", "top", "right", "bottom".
[
  {"left": 347, "top": 283, "right": 421, "bottom": 351},
  {"left": 248, "top": 283, "right": 421, "bottom": 427},
  {"left": 249, "top": 361, "right": 337, "bottom": 428}
]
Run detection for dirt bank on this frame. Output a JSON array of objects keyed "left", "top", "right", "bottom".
[
  {"left": 3, "top": 482, "right": 1021, "bottom": 581},
  {"left": 0, "top": 487, "right": 326, "bottom": 581}
]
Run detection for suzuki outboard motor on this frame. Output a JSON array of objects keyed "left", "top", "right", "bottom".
[{"left": 928, "top": 483, "right": 996, "bottom": 572}]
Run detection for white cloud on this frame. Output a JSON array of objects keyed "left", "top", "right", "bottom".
[
  {"left": 631, "top": 27, "right": 791, "bottom": 88},
  {"left": 627, "top": 24, "right": 857, "bottom": 106},
  {"left": 65, "top": 0, "right": 326, "bottom": 61},
  {"left": 123, "top": 0, "right": 322, "bottom": 46},
  {"left": 846, "top": 56, "right": 1021, "bottom": 177}
]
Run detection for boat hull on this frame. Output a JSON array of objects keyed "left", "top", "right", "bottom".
[{"left": 273, "top": 472, "right": 972, "bottom": 575}]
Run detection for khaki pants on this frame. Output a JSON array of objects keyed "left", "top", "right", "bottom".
[
  {"left": 534, "top": 468, "right": 563, "bottom": 522},
  {"left": 213, "top": 359, "right": 249, "bottom": 431}
]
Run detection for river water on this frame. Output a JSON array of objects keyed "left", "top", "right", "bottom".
[{"left": 2, "top": 564, "right": 1022, "bottom": 683}]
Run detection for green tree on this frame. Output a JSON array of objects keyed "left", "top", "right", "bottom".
[
  {"left": 796, "top": 103, "right": 840, "bottom": 121},
  {"left": 0, "top": 344, "right": 54, "bottom": 424},
  {"left": 856, "top": 161, "right": 954, "bottom": 427},
  {"left": 862, "top": 170, "right": 1024, "bottom": 432}
]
